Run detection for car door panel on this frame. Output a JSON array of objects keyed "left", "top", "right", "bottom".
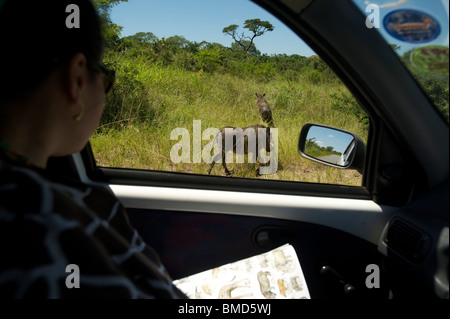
[
  {"left": 126, "top": 207, "right": 389, "bottom": 299},
  {"left": 109, "top": 183, "right": 395, "bottom": 245}
]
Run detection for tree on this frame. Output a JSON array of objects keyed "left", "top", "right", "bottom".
[
  {"left": 93, "top": 0, "right": 128, "bottom": 50},
  {"left": 94, "top": 0, "right": 126, "bottom": 11},
  {"left": 166, "top": 35, "right": 191, "bottom": 50},
  {"left": 223, "top": 19, "right": 274, "bottom": 54},
  {"left": 129, "top": 32, "right": 158, "bottom": 44},
  {"left": 231, "top": 40, "right": 260, "bottom": 56}
]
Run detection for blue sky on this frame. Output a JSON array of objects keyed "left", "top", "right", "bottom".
[
  {"left": 110, "top": 0, "right": 316, "bottom": 56},
  {"left": 308, "top": 126, "right": 355, "bottom": 154}
]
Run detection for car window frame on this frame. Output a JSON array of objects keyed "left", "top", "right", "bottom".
[{"left": 80, "top": 142, "right": 372, "bottom": 199}]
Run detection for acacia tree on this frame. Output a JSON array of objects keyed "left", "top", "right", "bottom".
[
  {"left": 231, "top": 40, "right": 260, "bottom": 55},
  {"left": 222, "top": 19, "right": 274, "bottom": 54}
]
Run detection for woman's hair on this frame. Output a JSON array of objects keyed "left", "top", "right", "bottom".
[{"left": 0, "top": 0, "right": 104, "bottom": 103}]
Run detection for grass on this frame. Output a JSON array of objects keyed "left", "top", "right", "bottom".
[{"left": 90, "top": 57, "right": 368, "bottom": 186}]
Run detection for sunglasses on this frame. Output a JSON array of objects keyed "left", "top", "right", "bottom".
[{"left": 90, "top": 62, "right": 115, "bottom": 94}]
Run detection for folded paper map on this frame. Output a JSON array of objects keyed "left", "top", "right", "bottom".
[{"left": 173, "top": 244, "right": 310, "bottom": 299}]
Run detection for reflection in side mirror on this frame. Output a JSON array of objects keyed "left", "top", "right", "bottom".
[{"left": 298, "top": 123, "right": 366, "bottom": 173}]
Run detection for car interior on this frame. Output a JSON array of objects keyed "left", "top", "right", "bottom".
[{"left": 45, "top": 0, "right": 448, "bottom": 299}]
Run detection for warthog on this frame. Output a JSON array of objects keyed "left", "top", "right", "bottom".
[
  {"left": 207, "top": 124, "right": 273, "bottom": 176},
  {"left": 255, "top": 93, "right": 274, "bottom": 127}
]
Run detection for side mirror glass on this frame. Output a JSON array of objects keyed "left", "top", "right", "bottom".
[{"left": 298, "top": 123, "right": 365, "bottom": 173}]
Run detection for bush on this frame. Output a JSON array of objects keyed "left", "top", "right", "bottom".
[
  {"left": 194, "top": 48, "right": 223, "bottom": 72},
  {"left": 307, "top": 70, "right": 322, "bottom": 84},
  {"left": 331, "top": 91, "right": 369, "bottom": 127},
  {"left": 99, "top": 57, "right": 151, "bottom": 131}
]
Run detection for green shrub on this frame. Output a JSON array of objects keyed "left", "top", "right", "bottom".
[
  {"left": 307, "top": 70, "right": 322, "bottom": 84},
  {"left": 194, "top": 48, "right": 223, "bottom": 72},
  {"left": 331, "top": 91, "right": 369, "bottom": 127}
]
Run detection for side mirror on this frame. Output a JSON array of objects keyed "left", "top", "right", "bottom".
[{"left": 298, "top": 123, "right": 366, "bottom": 173}]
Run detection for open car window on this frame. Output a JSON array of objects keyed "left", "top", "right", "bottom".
[
  {"left": 353, "top": 0, "right": 449, "bottom": 122},
  {"left": 90, "top": 0, "right": 371, "bottom": 186}
]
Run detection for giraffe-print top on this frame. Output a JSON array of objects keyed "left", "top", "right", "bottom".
[{"left": 0, "top": 159, "right": 187, "bottom": 299}]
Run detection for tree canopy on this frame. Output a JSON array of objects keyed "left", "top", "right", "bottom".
[{"left": 222, "top": 19, "right": 274, "bottom": 54}]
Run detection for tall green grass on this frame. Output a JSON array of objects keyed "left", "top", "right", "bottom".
[{"left": 91, "top": 54, "right": 368, "bottom": 185}]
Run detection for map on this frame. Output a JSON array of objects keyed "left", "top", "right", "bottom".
[{"left": 173, "top": 244, "right": 311, "bottom": 299}]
